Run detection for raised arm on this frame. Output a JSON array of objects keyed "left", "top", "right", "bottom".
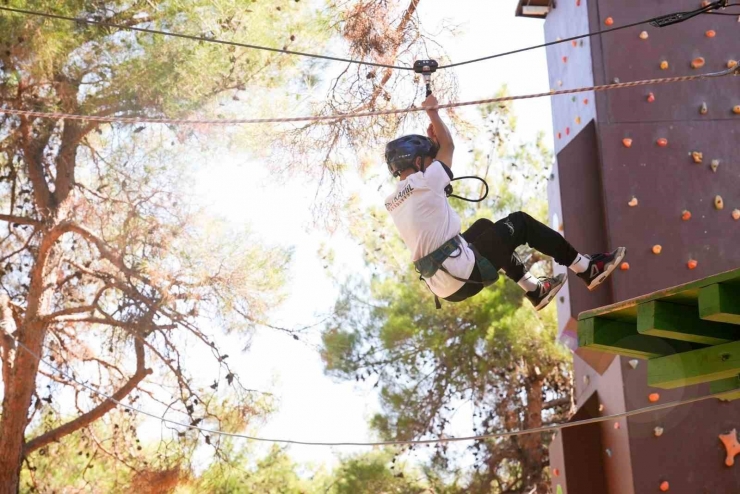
[{"left": 423, "top": 95, "right": 454, "bottom": 168}]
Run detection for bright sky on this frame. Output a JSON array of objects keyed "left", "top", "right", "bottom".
[{"left": 192, "top": 0, "right": 553, "bottom": 469}]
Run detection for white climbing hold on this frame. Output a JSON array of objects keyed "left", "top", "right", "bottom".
[
  {"left": 654, "top": 426, "right": 664, "bottom": 437},
  {"left": 629, "top": 359, "right": 639, "bottom": 369},
  {"left": 583, "top": 375, "right": 590, "bottom": 386},
  {"left": 605, "top": 448, "right": 613, "bottom": 457}
]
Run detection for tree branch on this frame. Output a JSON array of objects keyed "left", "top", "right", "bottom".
[
  {"left": 0, "top": 214, "right": 42, "bottom": 227},
  {"left": 22, "top": 338, "right": 151, "bottom": 457}
]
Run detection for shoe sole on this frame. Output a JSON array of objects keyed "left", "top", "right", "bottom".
[
  {"left": 587, "top": 247, "right": 627, "bottom": 291},
  {"left": 534, "top": 274, "right": 566, "bottom": 311}
]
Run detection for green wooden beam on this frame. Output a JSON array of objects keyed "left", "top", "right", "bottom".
[
  {"left": 648, "top": 340, "right": 740, "bottom": 389},
  {"left": 579, "top": 317, "right": 676, "bottom": 360},
  {"left": 699, "top": 284, "right": 740, "bottom": 325},
  {"left": 637, "top": 300, "right": 737, "bottom": 345},
  {"left": 710, "top": 376, "right": 740, "bottom": 401}
]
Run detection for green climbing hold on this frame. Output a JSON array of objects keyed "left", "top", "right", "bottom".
[{"left": 557, "top": 485, "right": 563, "bottom": 494}]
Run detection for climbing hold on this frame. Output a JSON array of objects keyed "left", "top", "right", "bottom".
[
  {"left": 583, "top": 375, "right": 590, "bottom": 386},
  {"left": 628, "top": 197, "right": 638, "bottom": 207},
  {"left": 639, "top": 31, "right": 649, "bottom": 40},
  {"left": 652, "top": 245, "right": 662, "bottom": 255},
  {"left": 720, "top": 429, "right": 740, "bottom": 466},
  {"left": 575, "top": 116, "right": 581, "bottom": 125},
  {"left": 557, "top": 80, "right": 563, "bottom": 87},
  {"left": 614, "top": 422, "right": 620, "bottom": 430},
  {"left": 566, "top": 127, "right": 570, "bottom": 136},
  {"left": 654, "top": 426, "right": 664, "bottom": 437},
  {"left": 701, "top": 0, "right": 711, "bottom": 6},
  {"left": 620, "top": 262, "right": 630, "bottom": 271},
  {"left": 691, "top": 151, "right": 703, "bottom": 164},
  {"left": 729, "top": 60, "right": 739, "bottom": 69},
  {"left": 660, "top": 60, "right": 669, "bottom": 70},
  {"left": 711, "top": 160, "right": 720, "bottom": 172},
  {"left": 733, "top": 209, "right": 740, "bottom": 221},
  {"left": 557, "top": 132, "right": 562, "bottom": 139},
  {"left": 700, "top": 102, "right": 708, "bottom": 115},
  {"left": 604, "top": 17, "right": 614, "bottom": 26},
  {"left": 612, "top": 77, "right": 620, "bottom": 84},
  {"left": 682, "top": 210, "right": 692, "bottom": 221},
  {"left": 715, "top": 195, "right": 724, "bottom": 210},
  {"left": 657, "top": 138, "right": 668, "bottom": 147},
  {"left": 733, "top": 106, "right": 740, "bottom": 115},
  {"left": 562, "top": 56, "right": 568, "bottom": 63},
  {"left": 553, "top": 468, "right": 560, "bottom": 477},
  {"left": 583, "top": 98, "right": 589, "bottom": 105},
  {"left": 571, "top": 40, "right": 577, "bottom": 47},
  {"left": 647, "top": 92, "right": 655, "bottom": 103},
  {"left": 599, "top": 403, "right": 605, "bottom": 412},
  {"left": 688, "top": 259, "right": 698, "bottom": 270},
  {"left": 706, "top": 29, "right": 716, "bottom": 38},
  {"left": 605, "top": 448, "right": 613, "bottom": 457},
  {"left": 691, "top": 57, "right": 705, "bottom": 69},
  {"left": 629, "top": 359, "right": 639, "bottom": 369},
  {"left": 649, "top": 392, "right": 661, "bottom": 403},
  {"left": 660, "top": 480, "right": 670, "bottom": 492},
  {"left": 622, "top": 138, "right": 633, "bottom": 148}
]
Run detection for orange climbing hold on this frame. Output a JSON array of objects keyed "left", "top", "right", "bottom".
[
  {"left": 649, "top": 393, "right": 660, "bottom": 403},
  {"left": 657, "top": 138, "right": 668, "bottom": 147},
  {"left": 719, "top": 429, "right": 740, "bottom": 466},
  {"left": 562, "top": 56, "right": 568, "bottom": 63},
  {"left": 622, "top": 138, "right": 633, "bottom": 148},
  {"left": 620, "top": 262, "right": 630, "bottom": 271},
  {"left": 639, "top": 31, "right": 649, "bottom": 40},
  {"left": 553, "top": 468, "right": 560, "bottom": 477},
  {"left": 682, "top": 210, "right": 692, "bottom": 221},
  {"left": 733, "top": 209, "right": 740, "bottom": 221},
  {"left": 706, "top": 29, "right": 716, "bottom": 38},
  {"left": 628, "top": 197, "right": 638, "bottom": 207},
  {"left": 572, "top": 40, "right": 578, "bottom": 47},
  {"left": 729, "top": 60, "right": 739, "bottom": 69},
  {"left": 660, "top": 60, "right": 669, "bottom": 70},
  {"left": 733, "top": 106, "right": 740, "bottom": 115},
  {"left": 652, "top": 245, "right": 662, "bottom": 255},
  {"left": 688, "top": 259, "right": 698, "bottom": 270},
  {"left": 660, "top": 481, "right": 670, "bottom": 492},
  {"left": 691, "top": 57, "right": 706, "bottom": 69},
  {"left": 583, "top": 98, "right": 589, "bottom": 105},
  {"left": 691, "top": 151, "right": 703, "bottom": 164},
  {"left": 604, "top": 17, "right": 614, "bottom": 26},
  {"left": 647, "top": 92, "right": 655, "bottom": 103}
]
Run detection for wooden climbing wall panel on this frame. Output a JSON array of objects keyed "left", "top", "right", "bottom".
[{"left": 578, "top": 267, "right": 740, "bottom": 391}]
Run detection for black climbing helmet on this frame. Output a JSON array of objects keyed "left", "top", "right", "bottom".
[{"left": 385, "top": 134, "right": 437, "bottom": 178}]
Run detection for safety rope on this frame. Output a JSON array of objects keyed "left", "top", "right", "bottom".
[
  {"left": 9, "top": 332, "right": 733, "bottom": 447},
  {"left": 1, "top": 67, "right": 736, "bottom": 126},
  {"left": 0, "top": 3, "right": 736, "bottom": 72}
]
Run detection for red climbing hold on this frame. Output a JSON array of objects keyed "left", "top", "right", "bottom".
[
  {"left": 660, "top": 481, "right": 670, "bottom": 492},
  {"left": 562, "top": 56, "right": 568, "bottom": 63},
  {"left": 720, "top": 429, "right": 740, "bottom": 466},
  {"left": 553, "top": 468, "right": 561, "bottom": 477},
  {"left": 682, "top": 210, "right": 692, "bottom": 221},
  {"left": 620, "top": 262, "right": 630, "bottom": 271},
  {"left": 706, "top": 30, "right": 716, "bottom": 38},
  {"left": 649, "top": 393, "right": 661, "bottom": 403},
  {"left": 566, "top": 127, "right": 570, "bottom": 136},
  {"left": 691, "top": 57, "right": 706, "bottom": 69},
  {"left": 647, "top": 93, "right": 655, "bottom": 103},
  {"left": 622, "top": 138, "right": 633, "bottom": 148},
  {"left": 583, "top": 98, "right": 589, "bottom": 105},
  {"left": 688, "top": 259, "right": 698, "bottom": 270},
  {"left": 604, "top": 17, "right": 614, "bottom": 26},
  {"left": 657, "top": 138, "right": 668, "bottom": 147},
  {"left": 614, "top": 422, "right": 621, "bottom": 430}
]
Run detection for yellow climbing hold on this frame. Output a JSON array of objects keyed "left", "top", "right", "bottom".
[
  {"left": 716, "top": 195, "right": 725, "bottom": 210},
  {"left": 691, "top": 151, "right": 703, "bottom": 164},
  {"left": 660, "top": 60, "right": 669, "bottom": 70},
  {"left": 575, "top": 116, "right": 581, "bottom": 125}
]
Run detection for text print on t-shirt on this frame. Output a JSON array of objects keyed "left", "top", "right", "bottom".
[{"left": 385, "top": 183, "right": 415, "bottom": 212}]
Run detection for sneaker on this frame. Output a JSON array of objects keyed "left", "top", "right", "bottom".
[
  {"left": 526, "top": 274, "right": 566, "bottom": 311},
  {"left": 577, "top": 247, "right": 627, "bottom": 291}
]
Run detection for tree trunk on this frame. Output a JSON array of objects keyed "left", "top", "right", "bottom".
[{"left": 0, "top": 321, "right": 47, "bottom": 494}]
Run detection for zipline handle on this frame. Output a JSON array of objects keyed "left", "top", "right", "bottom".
[
  {"left": 445, "top": 176, "right": 489, "bottom": 203},
  {"left": 649, "top": 0, "right": 727, "bottom": 27},
  {"left": 414, "top": 59, "right": 438, "bottom": 97}
]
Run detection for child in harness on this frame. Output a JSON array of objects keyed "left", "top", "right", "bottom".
[{"left": 384, "top": 95, "right": 626, "bottom": 310}]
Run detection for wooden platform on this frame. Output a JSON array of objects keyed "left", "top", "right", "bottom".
[{"left": 578, "top": 268, "right": 740, "bottom": 395}]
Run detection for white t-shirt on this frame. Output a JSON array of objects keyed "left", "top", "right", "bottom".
[{"left": 385, "top": 161, "right": 475, "bottom": 298}]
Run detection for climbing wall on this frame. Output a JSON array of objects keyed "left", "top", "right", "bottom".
[{"left": 539, "top": 0, "right": 740, "bottom": 492}]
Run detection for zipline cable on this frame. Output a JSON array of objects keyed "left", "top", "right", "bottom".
[
  {"left": 0, "top": 2, "right": 735, "bottom": 73},
  {"left": 8, "top": 331, "right": 732, "bottom": 447},
  {"left": 1, "top": 66, "right": 736, "bottom": 125}
]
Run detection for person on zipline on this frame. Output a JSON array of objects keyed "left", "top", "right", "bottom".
[{"left": 384, "top": 95, "right": 626, "bottom": 310}]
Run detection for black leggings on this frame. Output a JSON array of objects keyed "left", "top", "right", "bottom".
[{"left": 444, "top": 212, "right": 580, "bottom": 302}]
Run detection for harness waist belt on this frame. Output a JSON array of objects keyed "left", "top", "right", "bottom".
[{"left": 414, "top": 236, "right": 499, "bottom": 286}]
